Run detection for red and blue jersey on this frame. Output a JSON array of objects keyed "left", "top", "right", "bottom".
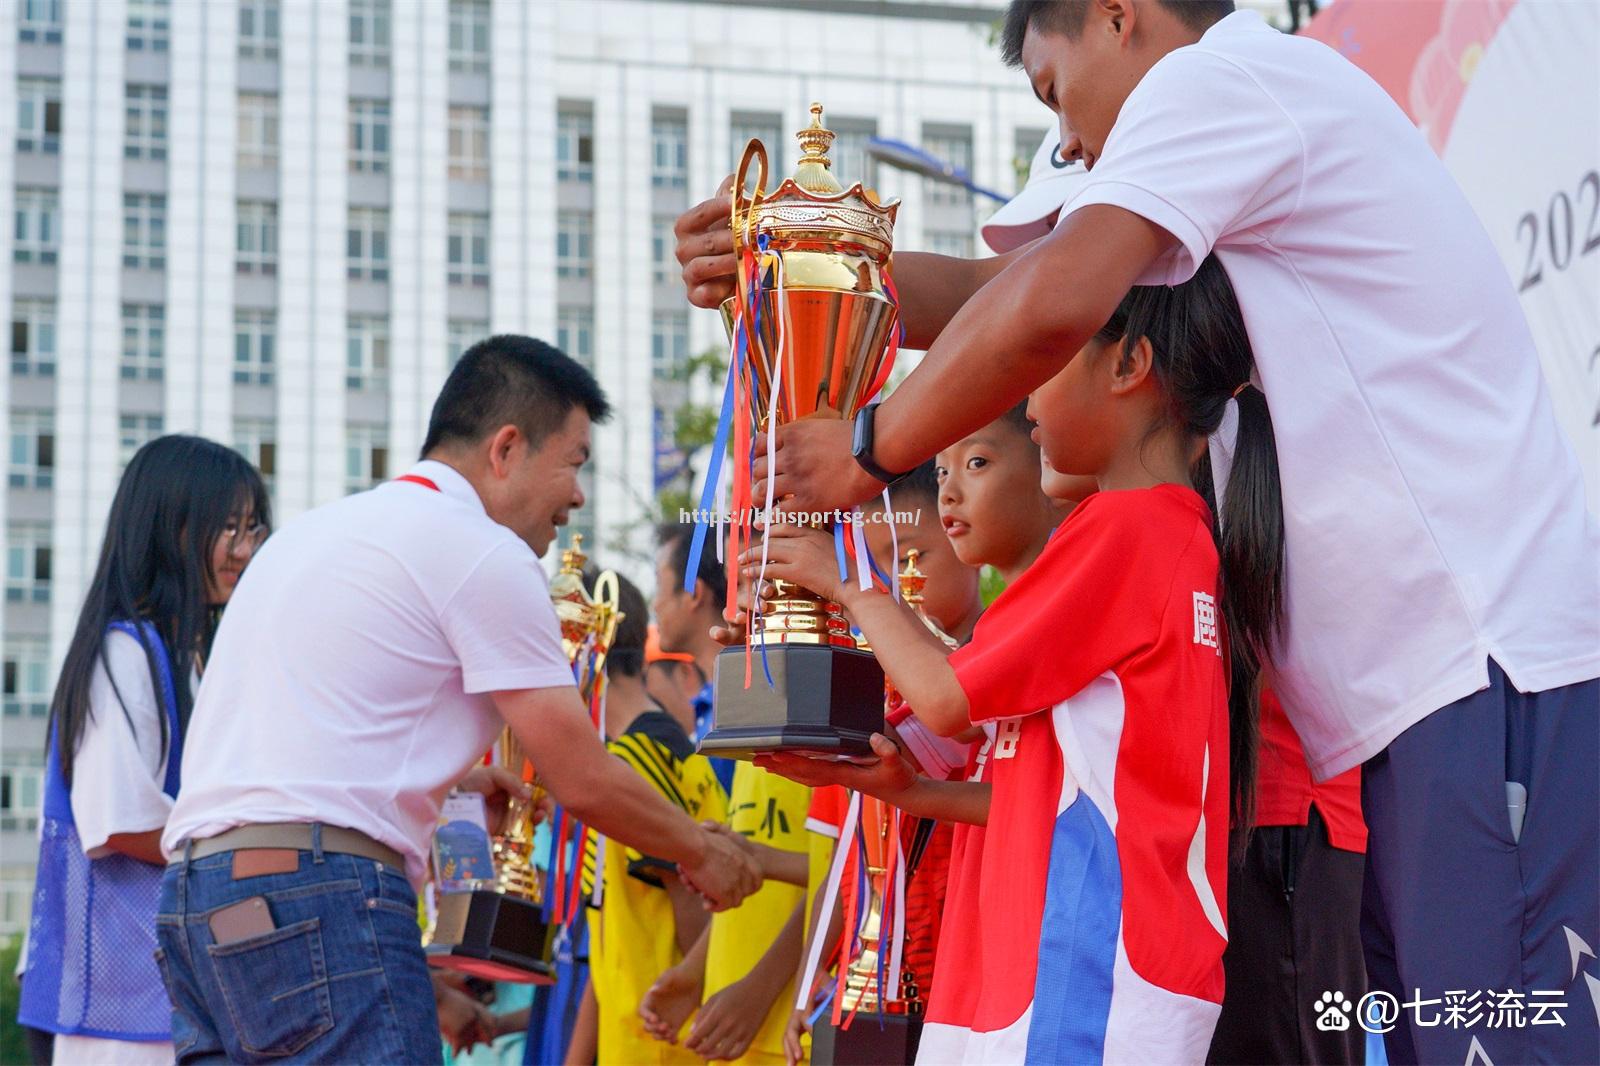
[{"left": 919, "top": 485, "right": 1231, "bottom": 1064}]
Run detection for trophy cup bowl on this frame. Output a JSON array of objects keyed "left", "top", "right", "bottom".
[
  {"left": 427, "top": 536, "right": 623, "bottom": 982},
  {"left": 698, "top": 103, "right": 900, "bottom": 761}
]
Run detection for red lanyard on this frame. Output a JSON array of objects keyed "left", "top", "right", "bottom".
[{"left": 394, "top": 474, "right": 440, "bottom": 492}]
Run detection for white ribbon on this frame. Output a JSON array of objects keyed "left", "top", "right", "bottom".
[
  {"left": 850, "top": 507, "right": 872, "bottom": 592},
  {"left": 885, "top": 826, "right": 907, "bottom": 1001},
  {"left": 882, "top": 486, "right": 899, "bottom": 602},
  {"left": 755, "top": 255, "right": 790, "bottom": 603},
  {"left": 795, "top": 790, "right": 862, "bottom": 1011}
]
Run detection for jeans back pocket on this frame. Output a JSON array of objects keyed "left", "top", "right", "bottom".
[{"left": 207, "top": 917, "right": 335, "bottom": 1059}]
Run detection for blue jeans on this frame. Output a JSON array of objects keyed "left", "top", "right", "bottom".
[{"left": 155, "top": 831, "right": 441, "bottom": 1064}]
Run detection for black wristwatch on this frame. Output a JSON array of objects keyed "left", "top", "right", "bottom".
[{"left": 851, "top": 404, "right": 912, "bottom": 486}]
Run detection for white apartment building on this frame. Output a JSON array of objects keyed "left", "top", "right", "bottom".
[{"left": 1, "top": 0, "right": 1293, "bottom": 931}]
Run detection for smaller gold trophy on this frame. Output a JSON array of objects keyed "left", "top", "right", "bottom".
[
  {"left": 813, "top": 554, "right": 940, "bottom": 1065},
  {"left": 427, "top": 535, "right": 623, "bottom": 983}
]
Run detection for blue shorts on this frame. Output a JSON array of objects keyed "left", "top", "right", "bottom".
[{"left": 1361, "top": 660, "right": 1598, "bottom": 1065}]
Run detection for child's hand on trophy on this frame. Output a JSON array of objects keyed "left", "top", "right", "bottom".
[
  {"left": 738, "top": 520, "right": 849, "bottom": 606},
  {"left": 755, "top": 732, "right": 918, "bottom": 802}
]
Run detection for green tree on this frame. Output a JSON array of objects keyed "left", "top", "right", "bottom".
[{"left": 0, "top": 934, "right": 28, "bottom": 1066}]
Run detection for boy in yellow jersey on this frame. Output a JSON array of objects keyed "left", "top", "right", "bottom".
[
  {"left": 580, "top": 575, "right": 729, "bottom": 1065},
  {"left": 641, "top": 761, "right": 811, "bottom": 1064}
]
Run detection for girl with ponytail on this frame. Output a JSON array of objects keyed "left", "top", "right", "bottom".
[{"left": 743, "top": 253, "right": 1285, "bottom": 1062}]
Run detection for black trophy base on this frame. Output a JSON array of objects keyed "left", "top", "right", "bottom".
[
  {"left": 699, "top": 642, "right": 885, "bottom": 760},
  {"left": 812, "top": 1011, "right": 923, "bottom": 1065},
  {"left": 425, "top": 889, "right": 557, "bottom": 985}
]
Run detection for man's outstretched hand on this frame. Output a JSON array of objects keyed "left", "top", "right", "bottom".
[
  {"left": 751, "top": 421, "right": 887, "bottom": 517},
  {"left": 675, "top": 177, "right": 737, "bottom": 310}
]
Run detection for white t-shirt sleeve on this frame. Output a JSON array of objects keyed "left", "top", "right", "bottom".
[
  {"left": 1058, "top": 50, "right": 1304, "bottom": 284},
  {"left": 440, "top": 540, "right": 577, "bottom": 695},
  {"left": 71, "top": 630, "right": 175, "bottom": 857}
]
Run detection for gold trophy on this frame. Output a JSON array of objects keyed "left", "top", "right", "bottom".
[
  {"left": 427, "top": 535, "right": 624, "bottom": 982},
  {"left": 699, "top": 103, "right": 901, "bottom": 761}
]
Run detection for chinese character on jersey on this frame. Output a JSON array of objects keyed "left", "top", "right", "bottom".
[{"left": 1193, "top": 591, "right": 1220, "bottom": 654}]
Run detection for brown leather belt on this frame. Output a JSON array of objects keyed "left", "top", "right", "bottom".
[{"left": 187, "top": 823, "right": 405, "bottom": 876}]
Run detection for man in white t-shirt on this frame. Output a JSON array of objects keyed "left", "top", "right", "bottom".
[
  {"left": 673, "top": 2, "right": 1599, "bottom": 1062},
  {"left": 154, "top": 335, "right": 760, "bottom": 1064}
]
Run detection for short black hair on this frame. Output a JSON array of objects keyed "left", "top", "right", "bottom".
[
  {"left": 422, "top": 334, "right": 611, "bottom": 456},
  {"left": 604, "top": 569, "right": 650, "bottom": 680},
  {"left": 1001, "top": 0, "right": 1235, "bottom": 66},
  {"left": 657, "top": 522, "right": 727, "bottom": 613}
]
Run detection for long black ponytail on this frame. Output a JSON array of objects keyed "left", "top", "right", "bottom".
[
  {"left": 1092, "top": 255, "right": 1285, "bottom": 849},
  {"left": 49, "top": 435, "right": 271, "bottom": 786}
]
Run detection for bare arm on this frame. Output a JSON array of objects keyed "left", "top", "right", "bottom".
[
  {"left": 562, "top": 978, "right": 597, "bottom": 1066},
  {"left": 492, "top": 687, "right": 759, "bottom": 909},
  {"left": 873, "top": 205, "right": 1176, "bottom": 474},
  {"left": 758, "top": 734, "right": 990, "bottom": 827},
  {"left": 664, "top": 873, "right": 712, "bottom": 955}
]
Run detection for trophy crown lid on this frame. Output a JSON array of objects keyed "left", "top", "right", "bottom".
[
  {"left": 558, "top": 533, "right": 588, "bottom": 576},
  {"left": 791, "top": 103, "right": 844, "bottom": 196}
]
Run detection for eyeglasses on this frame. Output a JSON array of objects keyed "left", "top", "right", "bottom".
[{"left": 221, "top": 519, "right": 269, "bottom": 553}]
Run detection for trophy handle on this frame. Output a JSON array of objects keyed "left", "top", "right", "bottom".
[{"left": 731, "top": 139, "right": 769, "bottom": 389}]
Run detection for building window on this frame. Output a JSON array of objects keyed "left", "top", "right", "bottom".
[
  {"left": 126, "top": 0, "right": 170, "bottom": 52},
  {"left": 238, "top": 93, "right": 279, "bottom": 169},
  {"left": 829, "top": 117, "right": 878, "bottom": 189},
  {"left": 349, "top": 99, "right": 391, "bottom": 174},
  {"left": 0, "top": 751, "right": 45, "bottom": 833},
  {"left": 348, "top": 0, "right": 390, "bottom": 67},
  {"left": 236, "top": 200, "right": 277, "bottom": 275},
  {"left": 925, "top": 230, "right": 974, "bottom": 259},
  {"left": 447, "top": 212, "right": 489, "bottom": 287},
  {"left": 448, "top": 106, "right": 489, "bottom": 181},
  {"left": 922, "top": 128, "right": 974, "bottom": 209},
  {"left": 345, "top": 425, "right": 389, "bottom": 493},
  {"left": 18, "top": 0, "right": 63, "bottom": 44},
  {"left": 124, "top": 84, "right": 168, "bottom": 161},
  {"left": 556, "top": 305, "right": 593, "bottom": 369},
  {"left": 238, "top": 0, "right": 280, "bottom": 60},
  {"left": 7, "top": 412, "right": 54, "bottom": 489},
  {"left": 14, "top": 189, "right": 59, "bottom": 265},
  {"left": 121, "top": 303, "right": 165, "bottom": 381},
  {"left": 11, "top": 299, "right": 56, "bottom": 377},
  {"left": 346, "top": 314, "right": 389, "bottom": 391},
  {"left": 448, "top": 0, "right": 490, "bottom": 74},
  {"left": 347, "top": 208, "right": 390, "bottom": 282},
  {"left": 651, "top": 215, "right": 676, "bottom": 285},
  {"left": 447, "top": 318, "right": 487, "bottom": 367},
  {"left": 651, "top": 310, "right": 688, "bottom": 378},
  {"left": 16, "top": 79, "right": 61, "bottom": 155},
  {"left": 3, "top": 640, "right": 51, "bottom": 718},
  {"left": 123, "top": 193, "right": 167, "bottom": 270},
  {"left": 234, "top": 310, "right": 276, "bottom": 385},
  {"left": 5, "top": 522, "right": 52, "bottom": 603},
  {"left": 556, "top": 109, "right": 593, "bottom": 183},
  {"left": 731, "top": 113, "right": 783, "bottom": 180},
  {"left": 233, "top": 417, "right": 277, "bottom": 484},
  {"left": 119, "top": 414, "right": 164, "bottom": 467},
  {"left": 651, "top": 116, "right": 688, "bottom": 189},
  {"left": 556, "top": 211, "right": 591, "bottom": 279},
  {"left": 1013, "top": 126, "right": 1048, "bottom": 193}
]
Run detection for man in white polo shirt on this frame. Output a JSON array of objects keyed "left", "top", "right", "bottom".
[
  {"left": 154, "top": 335, "right": 760, "bottom": 1064},
  {"left": 674, "top": 2, "right": 1599, "bottom": 1062}
]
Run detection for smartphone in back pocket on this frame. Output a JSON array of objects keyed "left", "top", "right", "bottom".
[{"left": 209, "top": 896, "right": 276, "bottom": 945}]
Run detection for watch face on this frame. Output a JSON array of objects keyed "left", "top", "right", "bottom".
[{"left": 852, "top": 406, "right": 871, "bottom": 457}]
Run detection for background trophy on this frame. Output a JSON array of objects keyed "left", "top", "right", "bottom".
[
  {"left": 427, "top": 535, "right": 623, "bottom": 982},
  {"left": 698, "top": 103, "right": 901, "bottom": 761},
  {"left": 814, "top": 553, "right": 941, "bottom": 1064}
]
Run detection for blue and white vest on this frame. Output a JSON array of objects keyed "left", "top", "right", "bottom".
[{"left": 18, "top": 621, "right": 183, "bottom": 1041}]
